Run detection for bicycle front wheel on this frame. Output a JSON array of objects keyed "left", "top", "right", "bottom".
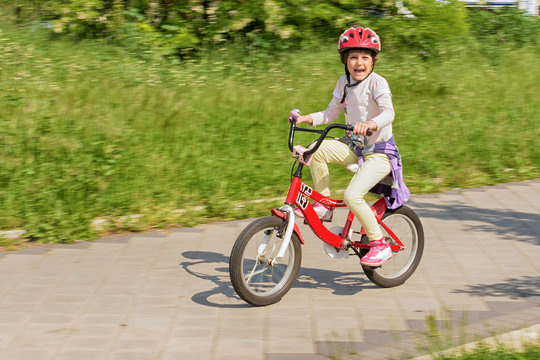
[
  {"left": 229, "top": 216, "right": 302, "bottom": 306},
  {"left": 362, "top": 205, "right": 424, "bottom": 288}
]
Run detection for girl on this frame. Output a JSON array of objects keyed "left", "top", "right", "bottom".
[{"left": 293, "top": 26, "right": 410, "bottom": 267}]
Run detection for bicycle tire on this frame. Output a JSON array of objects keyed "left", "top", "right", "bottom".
[
  {"left": 361, "top": 205, "right": 424, "bottom": 288},
  {"left": 229, "top": 216, "right": 302, "bottom": 306}
]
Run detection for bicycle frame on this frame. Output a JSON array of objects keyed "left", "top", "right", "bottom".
[{"left": 274, "top": 172, "right": 404, "bottom": 252}]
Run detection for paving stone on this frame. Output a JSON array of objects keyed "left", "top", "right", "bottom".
[
  {"left": 266, "top": 354, "right": 326, "bottom": 360},
  {"left": 54, "top": 350, "right": 108, "bottom": 360},
  {"left": 162, "top": 351, "right": 213, "bottom": 360},
  {"left": 0, "top": 349, "right": 56, "bottom": 360},
  {"left": 266, "top": 339, "right": 317, "bottom": 355},
  {"left": 108, "top": 351, "right": 160, "bottom": 360}
]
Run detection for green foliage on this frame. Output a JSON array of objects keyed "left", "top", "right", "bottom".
[
  {"left": 119, "top": 7, "right": 200, "bottom": 59},
  {"left": 46, "top": 0, "right": 107, "bottom": 37},
  {"left": 369, "top": 0, "right": 469, "bottom": 57},
  {"left": 467, "top": 7, "right": 540, "bottom": 50},
  {"left": 2, "top": 0, "right": 465, "bottom": 57},
  {"left": 429, "top": 335, "right": 540, "bottom": 360},
  {"left": 4, "top": 1, "right": 540, "bottom": 61},
  {"left": 440, "top": 342, "right": 540, "bottom": 359}
]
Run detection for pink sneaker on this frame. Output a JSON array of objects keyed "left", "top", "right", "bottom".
[
  {"left": 360, "top": 238, "right": 392, "bottom": 267},
  {"left": 294, "top": 202, "right": 334, "bottom": 222}
]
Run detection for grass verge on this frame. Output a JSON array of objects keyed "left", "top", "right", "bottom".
[{"left": 1, "top": 18, "right": 539, "bottom": 243}]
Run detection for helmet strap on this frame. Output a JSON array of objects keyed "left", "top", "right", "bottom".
[{"left": 345, "top": 64, "right": 351, "bottom": 84}]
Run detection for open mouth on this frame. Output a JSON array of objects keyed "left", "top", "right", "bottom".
[{"left": 354, "top": 68, "right": 366, "bottom": 77}]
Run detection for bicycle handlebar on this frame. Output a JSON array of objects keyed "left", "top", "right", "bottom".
[{"left": 288, "top": 118, "right": 368, "bottom": 157}]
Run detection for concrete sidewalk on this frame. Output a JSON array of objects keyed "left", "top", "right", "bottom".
[{"left": 0, "top": 179, "right": 539, "bottom": 360}]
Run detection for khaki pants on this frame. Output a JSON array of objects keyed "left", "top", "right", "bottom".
[{"left": 310, "top": 139, "right": 391, "bottom": 241}]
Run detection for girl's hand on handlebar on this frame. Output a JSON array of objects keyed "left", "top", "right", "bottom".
[
  {"left": 290, "top": 114, "right": 313, "bottom": 126},
  {"left": 353, "top": 120, "right": 377, "bottom": 136}
]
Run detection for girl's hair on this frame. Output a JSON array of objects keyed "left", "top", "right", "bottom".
[{"left": 340, "top": 49, "right": 379, "bottom": 65}]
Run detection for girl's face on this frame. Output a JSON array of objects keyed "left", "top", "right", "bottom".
[{"left": 346, "top": 50, "right": 374, "bottom": 81}]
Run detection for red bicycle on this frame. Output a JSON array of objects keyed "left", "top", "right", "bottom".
[{"left": 229, "top": 117, "right": 424, "bottom": 306}]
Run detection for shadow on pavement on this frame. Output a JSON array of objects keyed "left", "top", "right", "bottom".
[
  {"left": 453, "top": 275, "right": 540, "bottom": 300},
  {"left": 413, "top": 202, "right": 540, "bottom": 245},
  {"left": 180, "top": 250, "right": 373, "bottom": 308}
]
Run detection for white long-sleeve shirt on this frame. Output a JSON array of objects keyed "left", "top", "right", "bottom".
[{"left": 310, "top": 72, "right": 395, "bottom": 147}]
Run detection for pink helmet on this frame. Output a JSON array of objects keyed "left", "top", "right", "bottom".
[{"left": 338, "top": 27, "right": 381, "bottom": 55}]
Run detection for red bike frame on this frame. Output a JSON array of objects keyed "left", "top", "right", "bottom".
[{"left": 273, "top": 175, "right": 405, "bottom": 252}]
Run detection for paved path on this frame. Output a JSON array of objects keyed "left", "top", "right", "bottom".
[{"left": 0, "top": 180, "right": 539, "bottom": 360}]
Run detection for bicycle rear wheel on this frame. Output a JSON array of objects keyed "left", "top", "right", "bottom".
[
  {"left": 361, "top": 205, "right": 424, "bottom": 288},
  {"left": 229, "top": 216, "right": 302, "bottom": 306}
]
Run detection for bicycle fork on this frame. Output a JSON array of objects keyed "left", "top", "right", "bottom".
[{"left": 259, "top": 205, "right": 296, "bottom": 266}]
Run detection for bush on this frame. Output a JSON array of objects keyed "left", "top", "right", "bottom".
[
  {"left": 4, "top": 1, "right": 540, "bottom": 60},
  {"left": 466, "top": 7, "right": 540, "bottom": 49},
  {"left": 368, "top": 0, "right": 469, "bottom": 58},
  {"left": 1, "top": 0, "right": 472, "bottom": 58}
]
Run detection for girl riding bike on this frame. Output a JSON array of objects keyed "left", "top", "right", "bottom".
[{"left": 293, "top": 26, "right": 410, "bottom": 268}]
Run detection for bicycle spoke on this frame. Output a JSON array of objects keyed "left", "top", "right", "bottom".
[
  {"left": 245, "top": 262, "right": 266, "bottom": 284},
  {"left": 257, "top": 231, "right": 273, "bottom": 256}
]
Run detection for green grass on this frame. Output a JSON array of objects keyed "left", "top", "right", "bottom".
[
  {"left": 436, "top": 342, "right": 540, "bottom": 360},
  {"left": 0, "top": 19, "right": 539, "bottom": 243},
  {"left": 420, "top": 315, "right": 540, "bottom": 360},
  {"left": 414, "top": 313, "right": 540, "bottom": 360}
]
